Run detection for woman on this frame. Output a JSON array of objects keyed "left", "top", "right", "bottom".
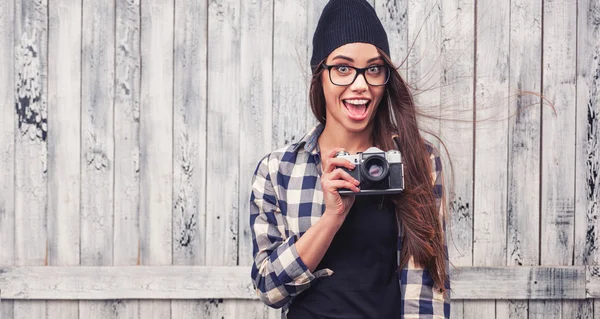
[{"left": 249, "top": 0, "right": 450, "bottom": 318}]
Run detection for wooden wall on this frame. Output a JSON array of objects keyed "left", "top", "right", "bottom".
[{"left": 0, "top": 0, "right": 598, "bottom": 318}]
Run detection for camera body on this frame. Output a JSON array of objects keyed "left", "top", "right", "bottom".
[{"left": 335, "top": 147, "right": 404, "bottom": 196}]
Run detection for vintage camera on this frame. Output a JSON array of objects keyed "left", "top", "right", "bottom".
[{"left": 335, "top": 147, "right": 404, "bottom": 195}]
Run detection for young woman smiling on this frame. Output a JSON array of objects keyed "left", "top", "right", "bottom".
[{"left": 249, "top": 0, "right": 450, "bottom": 318}]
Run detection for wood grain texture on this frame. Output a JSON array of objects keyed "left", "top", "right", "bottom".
[
  {"left": 272, "top": 0, "right": 309, "bottom": 149},
  {"left": 172, "top": 0, "right": 207, "bottom": 268},
  {"left": 507, "top": 0, "right": 543, "bottom": 316},
  {"left": 375, "top": 0, "right": 408, "bottom": 73},
  {"left": 80, "top": 0, "right": 115, "bottom": 268},
  {"left": 575, "top": 0, "right": 600, "bottom": 317},
  {"left": 113, "top": 0, "right": 142, "bottom": 317},
  {"left": 238, "top": 0, "right": 273, "bottom": 269},
  {"left": 407, "top": 0, "right": 442, "bottom": 149},
  {"left": 0, "top": 265, "right": 593, "bottom": 300},
  {"left": 47, "top": 1, "right": 82, "bottom": 316},
  {"left": 13, "top": 0, "right": 49, "bottom": 317},
  {"left": 439, "top": 0, "right": 474, "bottom": 316},
  {"left": 140, "top": 0, "right": 174, "bottom": 317},
  {"left": 0, "top": 0, "right": 15, "bottom": 317},
  {"left": 206, "top": 0, "right": 240, "bottom": 267},
  {"left": 238, "top": 0, "right": 275, "bottom": 312},
  {"left": 540, "top": 0, "right": 576, "bottom": 267},
  {"left": 79, "top": 0, "right": 116, "bottom": 317},
  {"left": 471, "top": 0, "right": 510, "bottom": 317},
  {"left": 206, "top": 0, "right": 242, "bottom": 316},
  {"left": 541, "top": 0, "right": 577, "bottom": 315},
  {"left": 172, "top": 0, "right": 208, "bottom": 317}
]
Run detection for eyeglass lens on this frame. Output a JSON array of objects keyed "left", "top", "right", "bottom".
[{"left": 329, "top": 66, "right": 388, "bottom": 86}]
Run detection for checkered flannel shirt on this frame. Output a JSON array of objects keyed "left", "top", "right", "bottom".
[{"left": 249, "top": 124, "right": 451, "bottom": 318}]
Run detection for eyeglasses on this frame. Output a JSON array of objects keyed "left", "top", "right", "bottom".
[{"left": 322, "top": 64, "right": 390, "bottom": 86}]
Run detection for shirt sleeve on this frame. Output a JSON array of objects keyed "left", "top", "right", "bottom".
[
  {"left": 249, "top": 155, "right": 317, "bottom": 309},
  {"left": 401, "top": 144, "right": 451, "bottom": 318}
]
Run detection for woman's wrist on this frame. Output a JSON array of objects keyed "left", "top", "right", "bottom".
[{"left": 320, "top": 209, "right": 346, "bottom": 229}]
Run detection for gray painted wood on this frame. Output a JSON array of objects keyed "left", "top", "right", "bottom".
[
  {"left": 113, "top": 0, "right": 142, "bottom": 317},
  {"left": 13, "top": 0, "right": 48, "bottom": 317},
  {"left": 375, "top": 0, "right": 408, "bottom": 75},
  {"left": 576, "top": 0, "right": 600, "bottom": 318},
  {"left": 0, "top": 265, "right": 595, "bottom": 300},
  {"left": 540, "top": 0, "right": 578, "bottom": 316},
  {"left": 207, "top": 0, "right": 242, "bottom": 316},
  {"left": 507, "top": 0, "right": 543, "bottom": 316},
  {"left": 407, "top": 0, "right": 442, "bottom": 147},
  {"left": 272, "top": 0, "right": 309, "bottom": 149},
  {"left": 238, "top": 1, "right": 274, "bottom": 316},
  {"left": 0, "top": 0, "right": 15, "bottom": 317},
  {"left": 79, "top": 0, "right": 116, "bottom": 317},
  {"left": 47, "top": 1, "right": 82, "bottom": 317},
  {"left": 172, "top": 0, "right": 208, "bottom": 317},
  {"left": 439, "top": 0, "right": 474, "bottom": 317},
  {"left": 470, "top": 1, "right": 510, "bottom": 317},
  {"left": 140, "top": 0, "right": 174, "bottom": 318}
]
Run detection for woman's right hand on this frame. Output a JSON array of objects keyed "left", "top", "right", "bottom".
[{"left": 320, "top": 148, "right": 360, "bottom": 218}]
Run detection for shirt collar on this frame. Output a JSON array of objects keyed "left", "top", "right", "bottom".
[{"left": 292, "top": 123, "right": 325, "bottom": 155}]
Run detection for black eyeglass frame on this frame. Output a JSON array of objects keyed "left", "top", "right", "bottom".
[{"left": 321, "top": 63, "right": 391, "bottom": 87}]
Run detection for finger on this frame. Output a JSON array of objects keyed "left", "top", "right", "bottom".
[
  {"left": 327, "top": 168, "right": 360, "bottom": 186},
  {"left": 325, "top": 147, "right": 346, "bottom": 161},
  {"left": 323, "top": 157, "right": 355, "bottom": 174},
  {"left": 323, "top": 179, "right": 360, "bottom": 193}
]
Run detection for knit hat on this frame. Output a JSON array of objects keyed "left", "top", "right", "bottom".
[{"left": 310, "top": 0, "right": 390, "bottom": 73}]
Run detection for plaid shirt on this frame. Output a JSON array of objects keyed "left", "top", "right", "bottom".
[{"left": 249, "top": 124, "right": 450, "bottom": 318}]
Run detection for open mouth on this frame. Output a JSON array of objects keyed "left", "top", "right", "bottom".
[{"left": 343, "top": 99, "right": 371, "bottom": 121}]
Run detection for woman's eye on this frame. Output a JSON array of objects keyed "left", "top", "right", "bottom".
[
  {"left": 335, "top": 66, "right": 351, "bottom": 74},
  {"left": 367, "top": 66, "right": 380, "bottom": 74}
]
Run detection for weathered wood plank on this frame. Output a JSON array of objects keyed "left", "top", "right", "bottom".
[
  {"left": 80, "top": 0, "right": 115, "bottom": 269},
  {"left": 113, "top": 0, "right": 142, "bottom": 317},
  {"left": 407, "top": 0, "right": 442, "bottom": 148},
  {"left": 47, "top": 1, "right": 82, "bottom": 316},
  {"left": 541, "top": 0, "right": 578, "bottom": 315},
  {"left": 172, "top": 0, "right": 208, "bottom": 268},
  {"left": 238, "top": 0, "right": 275, "bottom": 312},
  {"left": 540, "top": 0, "right": 577, "bottom": 267},
  {"left": 439, "top": 0, "right": 474, "bottom": 270},
  {"left": 140, "top": 0, "right": 174, "bottom": 317},
  {"left": 452, "top": 266, "right": 587, "bottom": 300},
  {"left": 0, "top": 0, "right": 15, "bottom": 317},
  {"left": 575, "top": 0, "right": 600, "bottom": 318},
  {"left": 139, "top": 0, "right": 174, "bottom": 264},
  {"left": 471, "top": 0, "right": 509, "bottom": 317},
  {"left": 0, "top": 265, "right": 592, "bottom": 300},
  {"left": 13, "top": 0, "right": 49, "bottom": 316},
  {"left": 239, "top": 0, "right": 273, "bottom": 270},
  {"left": 272, "top": 0, "right": 308, "bottom": 148},
  {"left": 507, "top": 0, "right": 543, "bottom": 316},
  {"left": 206, "top": 0, "right": 240, "bottom": 267},
  {"left": 375, "top": 0, "right": 408, "bottom": 75},
  {"left": 79, "top": 0, "right": 116, "bottom": 317},
  {"left": 172, "top": 0, "right": 208, "bottom": 317},
  {"left": 206, "top": 0, "right": 242, "bottom": 316},
  {"left": 438, "top": 0, "right": 474, "bottom": 316}
]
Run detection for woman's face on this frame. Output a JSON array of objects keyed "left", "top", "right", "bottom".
[{"left": 321, "top": 42, "right": 386, "bottom": 134}]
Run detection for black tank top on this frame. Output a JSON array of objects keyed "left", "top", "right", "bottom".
[{"left": 287, "top": 196, "right": 402, "bottom": 319}]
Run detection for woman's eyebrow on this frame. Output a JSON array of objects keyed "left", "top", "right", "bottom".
[{"left": 330, "top": 55, "right": 383, "bottom": 63}]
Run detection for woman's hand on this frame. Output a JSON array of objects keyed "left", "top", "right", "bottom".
[{"left": 320, "top": 148, "right": 360, "bottom": 217}]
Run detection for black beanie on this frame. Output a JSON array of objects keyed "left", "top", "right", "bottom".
[{"left": 310, "top": 0, "right": 390, "bottom": 73}]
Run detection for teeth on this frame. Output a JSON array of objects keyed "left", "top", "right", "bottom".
[{"left": 345, "top": 99, "right": 369, "bottom": 105}]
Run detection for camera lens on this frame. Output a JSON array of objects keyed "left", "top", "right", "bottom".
[{"left": 361, "top": 156, "right": 389, "bottom": 182}]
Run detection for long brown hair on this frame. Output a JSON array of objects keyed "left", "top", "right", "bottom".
[{"left": 309, "top": 49, "right": 449, "bottom": 293}]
